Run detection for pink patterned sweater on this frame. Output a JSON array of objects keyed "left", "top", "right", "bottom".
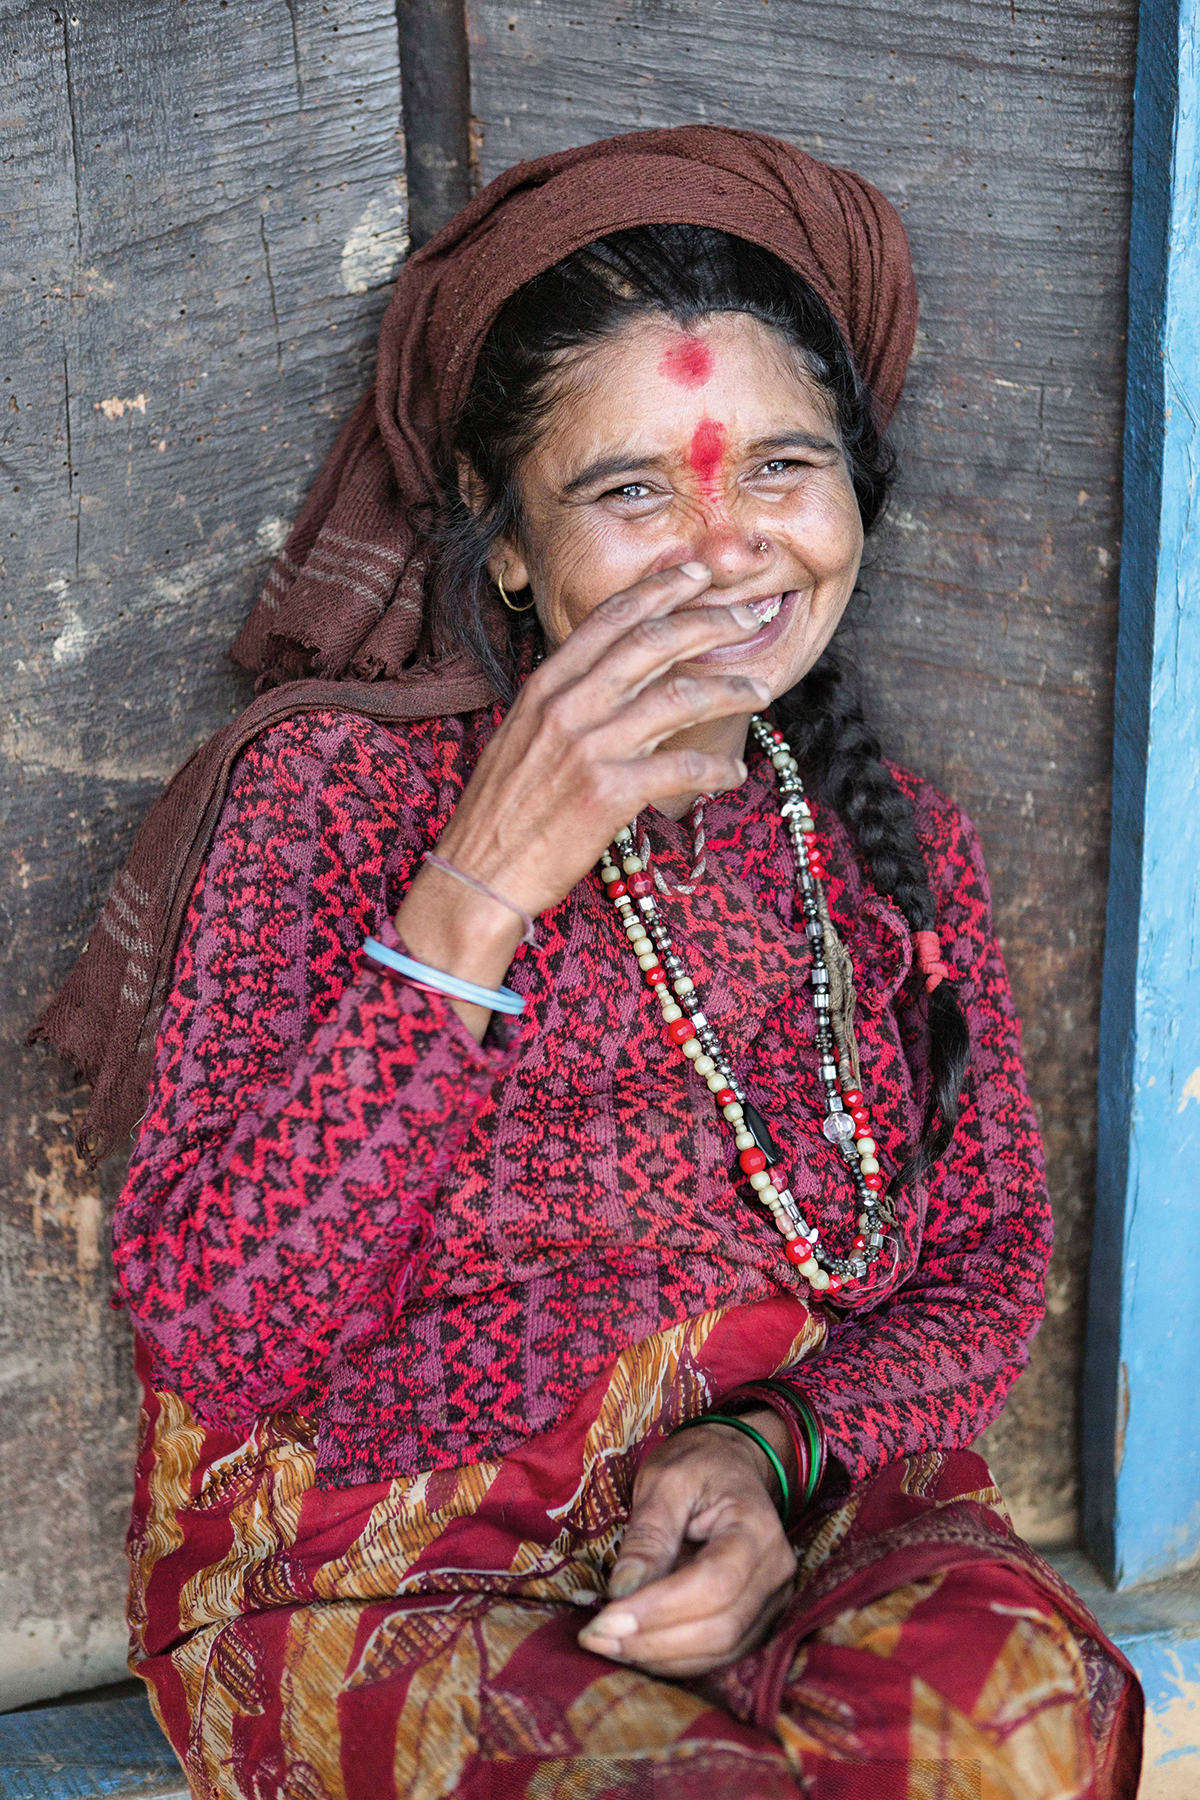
[{"left": 114, "top": 703, "right": 1051, "bottom": 1489}]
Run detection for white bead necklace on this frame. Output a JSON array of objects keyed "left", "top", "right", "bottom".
[{"left": 597, "top": 715, "right": 892, "bottom": 1300}]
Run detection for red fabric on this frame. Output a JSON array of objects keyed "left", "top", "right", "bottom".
[
  {"left": 114, "top": 706, "right": 1052, "bottom": 1489},
  {"left": 128, "top": 1317, "right": 1140, "bottom": 1798}
]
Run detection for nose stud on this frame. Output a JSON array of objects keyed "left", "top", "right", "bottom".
[{"left": 754, "top": 538, "right": 770, "bottom": 556}]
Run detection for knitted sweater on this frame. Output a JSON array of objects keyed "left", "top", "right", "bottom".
[{"left": 114, "top": 704, "right": 1051, "bottom": 1488}]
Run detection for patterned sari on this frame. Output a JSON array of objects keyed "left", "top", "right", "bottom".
[{"left": 128, "top": 1297, "right": 1140, "bottom": 1799}]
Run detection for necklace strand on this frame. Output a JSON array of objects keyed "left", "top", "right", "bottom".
[{"left": 597, "top": 715, "right": 891, "bottom": 1301}]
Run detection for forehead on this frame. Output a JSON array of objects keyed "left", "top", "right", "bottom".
[{"left": 533, "top": 311, "right": 836, "bottom": 462}]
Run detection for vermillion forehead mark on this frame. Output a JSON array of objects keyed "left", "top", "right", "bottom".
[
  {"left": 658, "top": 336, "right": 714, "bottom": 388},
  {"left": 688, "top": 418, "right": 727, "bottom": 498}
]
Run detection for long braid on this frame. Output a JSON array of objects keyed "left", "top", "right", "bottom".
[{"left": 777, "top": 644, "right": 971, "bottom": 1187}]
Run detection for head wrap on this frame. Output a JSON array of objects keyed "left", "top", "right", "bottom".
[{"left": 32, "top": 124, "right": 917, "bottom": 1160}]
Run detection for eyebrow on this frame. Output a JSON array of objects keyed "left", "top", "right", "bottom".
[{"left": 560, "top": 430, "right": 841, "bottom": 496}]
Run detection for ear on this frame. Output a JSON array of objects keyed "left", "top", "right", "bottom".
[
  {"left": 485, "top": 540, "right": 532, "bottom": 594},
  {"left": 457, "top": 454, "right": 533, "bottom": 594}
]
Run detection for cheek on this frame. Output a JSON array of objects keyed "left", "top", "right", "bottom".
[{"left": 788, "top": 482, "right": 863, "bottom": 580}]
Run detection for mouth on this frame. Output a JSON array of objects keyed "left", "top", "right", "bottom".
[{"left": 683, "top": 588, "right": 803, "bottom": 666}]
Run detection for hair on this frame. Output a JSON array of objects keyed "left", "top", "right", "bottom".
[{"left": 432, "top": 223, "right": 970, "bottom": 1187}]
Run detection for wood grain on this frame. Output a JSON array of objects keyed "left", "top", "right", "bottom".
[
  {"left": 1, "top": 0, "right": 405, "bottom": 1706},
  {"left": 466, "top": 0, "right": 1138, "bottom": 1542}
]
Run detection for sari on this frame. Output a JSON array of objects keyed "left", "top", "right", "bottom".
[{"left": 129, "top": 1305, "right": 1140, "bottom": 1799}]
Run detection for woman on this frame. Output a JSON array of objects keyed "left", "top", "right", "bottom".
[{"left": 36, "top": 127, "right": 1140, "bottom": 1797}]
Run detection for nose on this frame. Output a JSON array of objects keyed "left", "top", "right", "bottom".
[{"left": 692, "top": 515, "right": 774, "bottom": 587}]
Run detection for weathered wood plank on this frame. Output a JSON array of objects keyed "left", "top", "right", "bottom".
[
  {"left": 467, "top": 0, "right": 1137, "bottom": 1542},
  {"left": 1084, "top": 0, "right": 1200, "bottom": 1587},
  {"left": 1, "top": 0, "right": 405, "bottom": 1708}
]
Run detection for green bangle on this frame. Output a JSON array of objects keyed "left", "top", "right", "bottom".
[
  {"left": 673, "top": 1413, "right": 791, "bottom": 1525},
  {"left": 752, "top": 1380, "right": 826, "bottom": 1509},
  {"left": 792, "top": 1398, "right": 825, "bottom": 1507}
]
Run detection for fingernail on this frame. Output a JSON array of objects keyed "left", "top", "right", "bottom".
[
  {"left": 579, "top": 1633, "right": 625, "bottom": 1659},
  {"left": 680, "top": 561, "right": 710, "bottom": 580},
  {"left": 607, "top": 1559, "right": 647, "bottom": 1599},
  {"left": 752, "top": 678, "right": 773, "bottom": 700},
  {"left": 735, "top": 759, "right": 748, "bottom": 782},
  {"left": 590, "top": 1609, "right": 639, "bottom": 1638},
  {"left": 730, "top": 604, "right": 759, "bottom": 628}
]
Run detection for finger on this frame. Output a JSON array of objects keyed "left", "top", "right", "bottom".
[
  {"left": 597, "top": 1579, "right": 793, "bottom": 1679},
  {"left": 608, "top": 1486, "right": 694, "bottom": 1599},
  {"left": 585, "top": 670, "right": 771, "bottom": 762},
  {"left": 538, "top": 604, "right": 767, "bottom": 730},
  {"left": 530, "top": 562, "right": 717, "bottom": 693},
  {"left": 608, "top": 745, "right": 752, "bottom": 811},
  {"left": 587, "top": 1524, "right": 795, "bottom": 1674},
  {"left": 590, "top": 1494, "right": 791, "bottom": 1640}
]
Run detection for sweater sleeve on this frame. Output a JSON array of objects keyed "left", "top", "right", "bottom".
[
  {"left": 783, "top": 793, "right": 1053, "bottom": 1482},
  {"left": 114, "top": 710, "right": 518, "bottom": 1431}
]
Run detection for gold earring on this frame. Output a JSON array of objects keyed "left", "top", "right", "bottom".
[{"left": 496, "top": 567, "right": 536, "bottom": 613}]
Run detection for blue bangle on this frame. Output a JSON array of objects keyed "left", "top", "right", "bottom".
[{"left": 362, "top": 937, "right": 526, "bottom": 1015}]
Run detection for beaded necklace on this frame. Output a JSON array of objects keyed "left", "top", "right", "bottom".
[{"left": 597, "top": 715, "right": 892, "bottom": 1301}]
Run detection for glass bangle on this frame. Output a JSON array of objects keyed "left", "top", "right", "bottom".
[
  {"left": 362, "top": 937, "right": 526, "bottom": 1015},
  {"left": 672, "top": 1413, "right": 791, "bottom": 1526}
]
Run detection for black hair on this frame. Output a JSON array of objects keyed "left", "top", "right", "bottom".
[{"left": 433, "top": 222, "right": 969, "bottom": 1187}]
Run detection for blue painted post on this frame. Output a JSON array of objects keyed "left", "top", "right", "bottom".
[{"left": 1083, "top": 0, "right": 1200, "bottom": 1587}]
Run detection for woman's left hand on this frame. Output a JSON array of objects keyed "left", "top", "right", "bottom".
[{"left": 577, "top": 1418, "right": 798, "bottom": 1678}]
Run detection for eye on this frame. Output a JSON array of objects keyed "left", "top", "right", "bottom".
[
  {"left": 602, "top": 481, "right": 653, "bottom": 501},
  {"left": 760, "top": 458, "right": 800, "bottom": 476}
]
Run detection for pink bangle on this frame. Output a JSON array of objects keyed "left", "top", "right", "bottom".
[{"left": 422, "top": 851, "right": 536, "bottom": 946}]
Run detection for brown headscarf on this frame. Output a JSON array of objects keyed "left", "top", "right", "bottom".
[{"left": 32, "top": 124, "right": 918, "bottom": 1162}]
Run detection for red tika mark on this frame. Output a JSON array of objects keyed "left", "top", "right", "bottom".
[
  {"left": 658, "top": 336, "right": 714, "bottom": 388},
  {"left": 688, "top": 417, "right": 727, "bottom": 499}
]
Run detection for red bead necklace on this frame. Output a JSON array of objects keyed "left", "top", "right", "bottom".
[{"left": 597, "top": 715, "right": 892, "bottom": 1300}]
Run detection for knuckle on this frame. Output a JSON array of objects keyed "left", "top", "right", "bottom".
[
  {"left": 602, "top": 588, "right": 645, "bottom": 628},
  {"left": 662, "top": 674, "right": 703, "bottom": 711},
  {"left": 538, "top": 691, "right": 575, "bottom": 742},
  {"left": 630, "top": 616, "right": 673, "bottom": 654},
  {"left": 675, "top": 748, "right": 709, "bottom": 783}
]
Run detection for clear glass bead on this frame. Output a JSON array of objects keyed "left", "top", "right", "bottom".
[{"left": 822, "top": 1111, "right": 856, "bottom": 1143}]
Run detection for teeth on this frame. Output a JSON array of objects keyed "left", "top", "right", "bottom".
[{"left": 749, "top": 593, "right": 783, "bottom": 623}]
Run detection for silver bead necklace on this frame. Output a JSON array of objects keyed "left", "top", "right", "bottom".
[{"left": 597, "top": 715, "right": 891, "bottom": 1300}]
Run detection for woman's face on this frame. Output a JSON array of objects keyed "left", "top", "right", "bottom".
[{"left": 487, "top": 310, "right": 865, "bottom": 700}]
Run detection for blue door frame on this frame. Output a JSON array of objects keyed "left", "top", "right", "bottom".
[{"left": 1084, "top": 0, "right": 1200, "bottom": 1590}]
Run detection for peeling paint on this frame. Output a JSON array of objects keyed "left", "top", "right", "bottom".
[
  {"left": 341, "top": 177, "right": 409, "bottom": 294},
  {"left": 49, "top": 604, "right": 94, "bottom": 664},
  {"left": 256, "top": 515, "right": 291, "bottom": 553},
  {"left": 93, "top": 392, "right": 147, "bottom": 420},
  {"left": 1132, "top": 1641, "right": 1200, "bottom": 1800},
  {"left": 1178, "top": 1066, "right": 1200, "bottom": 1111}
]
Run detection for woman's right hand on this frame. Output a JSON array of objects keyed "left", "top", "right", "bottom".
[{"left": 394, "top": 561, "right": 769, "bottom": 1035}]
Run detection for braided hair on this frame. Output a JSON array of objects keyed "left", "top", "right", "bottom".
[{"left": 433, "top": 223, "right": 970, "bottom": 1185}]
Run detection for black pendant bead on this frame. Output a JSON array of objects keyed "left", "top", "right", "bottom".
[{"left": 742, "top": 1100, "right": 781, "bottom": 1166}]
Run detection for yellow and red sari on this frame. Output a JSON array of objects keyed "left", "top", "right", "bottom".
[{"left": 128, "top": 1300, "right": 1140, "bottom": 1799}]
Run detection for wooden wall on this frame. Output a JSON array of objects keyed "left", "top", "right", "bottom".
[
  {"left": 1, "top": 0, "right": 405, "bottom": 1708},
  {"left": 2, "top": 0, "right": 1138, "bottom": 1710},
  {"left": 465, "top": 0, "right": 1137, "bottom": 1542}
]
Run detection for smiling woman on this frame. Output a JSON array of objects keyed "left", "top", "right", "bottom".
[{"left": 34, "top": 127, "right": 1142, "bottom": 1797}]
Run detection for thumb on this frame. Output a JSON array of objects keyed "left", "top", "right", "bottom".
[{"left": 609, "top": 1483, "right": 690, "bottom": 1599}]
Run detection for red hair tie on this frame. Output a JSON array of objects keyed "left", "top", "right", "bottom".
[{"left": 913, "top": 930, "right": 955, "bottom": 994}]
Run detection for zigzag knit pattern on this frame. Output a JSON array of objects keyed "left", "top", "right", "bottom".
[{"left": 115, "top": 705, "right": 1051, "bottom": 1487}]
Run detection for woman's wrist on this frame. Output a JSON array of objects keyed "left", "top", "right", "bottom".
[
  {"left": 687, "top": 1408, "right": 799, "bottom": 1517},
  {"left": 394, "top": 864, "right": 525, "bottom": 1041}
]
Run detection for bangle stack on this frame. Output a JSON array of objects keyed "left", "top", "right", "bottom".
[
  {"left": 362, "top": 938, "right": 526, "bottom": 1015},
  {"left": 671, "top": 1384, "right": 826, "bottom": 1530}
]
